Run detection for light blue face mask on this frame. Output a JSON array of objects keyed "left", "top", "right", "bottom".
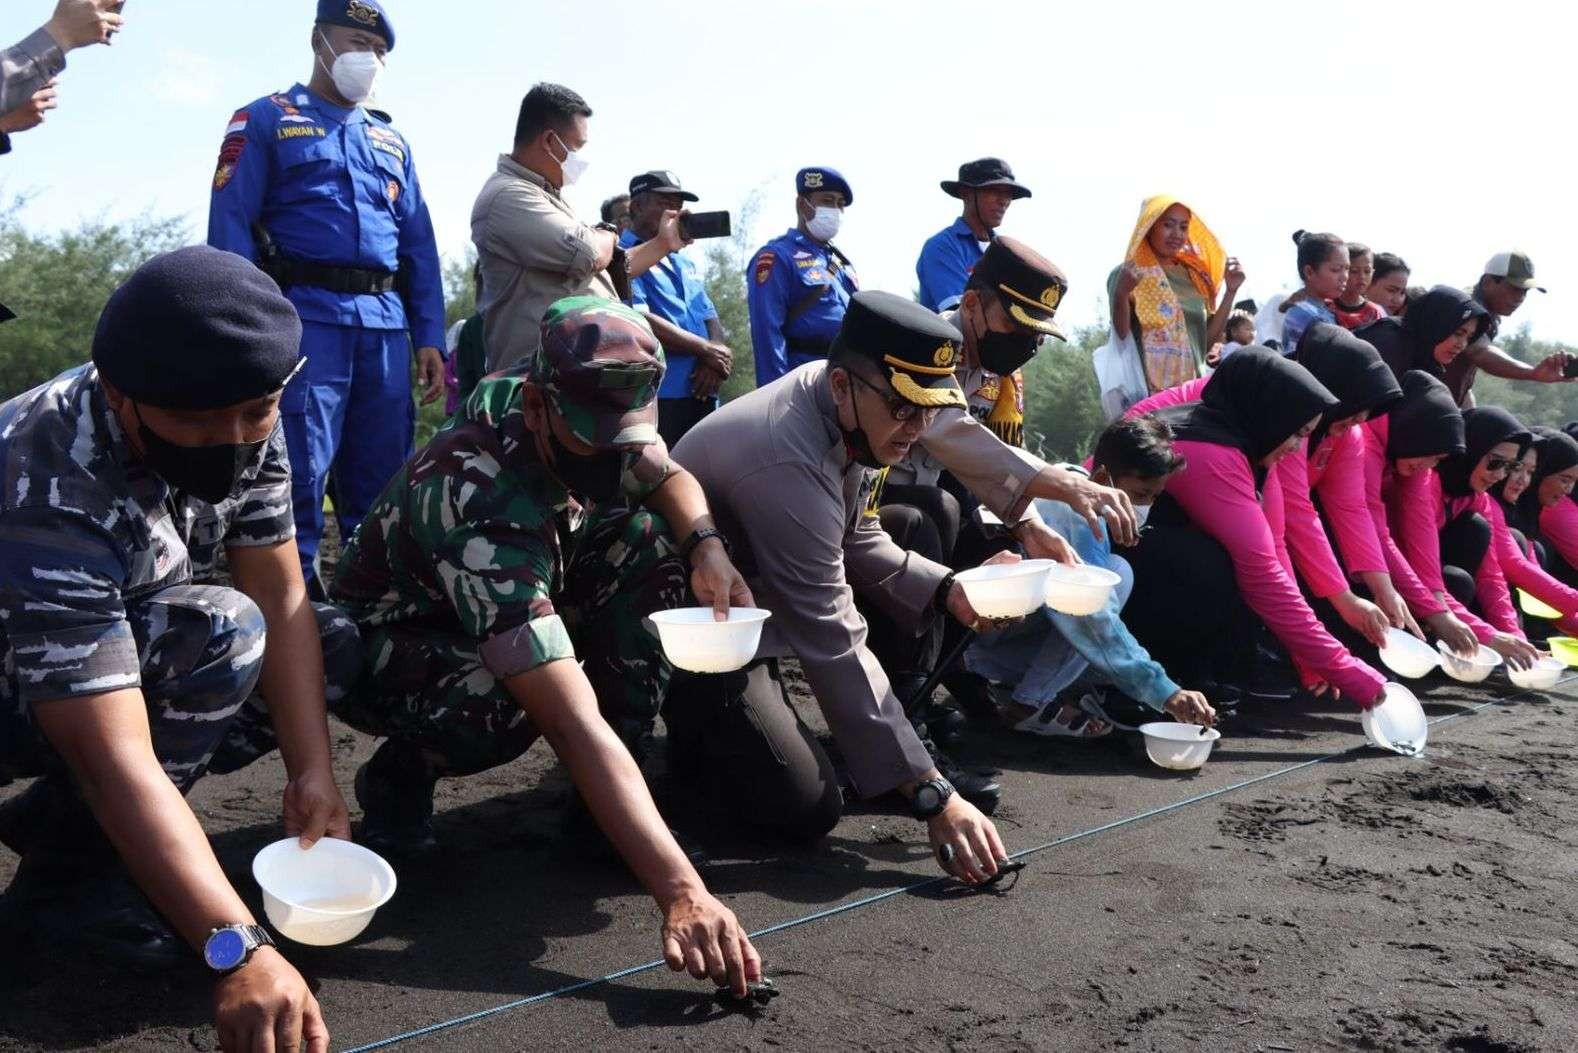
[{"left": 1132, "top": 502, "right": 1151, "bottom": 530}]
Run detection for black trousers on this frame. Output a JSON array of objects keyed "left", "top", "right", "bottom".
[
  {"left": 657, "top": 397, "right": 716, "bottom": 448},
  {"left": 663, "top": 660, "right": 844, "bottom": 844},
  {"left": 1440, "top": 511, "right": 1491, "bottom": 611},
  {"left": 859, "top": 486, "right": 960, "bottom": 699},
  {"left": 1123, "top": 511, "right": 1257, "bottom": 689}
]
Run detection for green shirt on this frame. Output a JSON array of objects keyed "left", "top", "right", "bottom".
[
  {"left": 330, "top": 370, "right": 674, "bottom": 679},
  {"left": 1106, "top": 264, "right": 1211, "bottom": 366}
]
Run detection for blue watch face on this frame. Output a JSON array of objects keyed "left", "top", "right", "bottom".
[{"left": 204, "top": 928, "right": 247, "bottom": 971}]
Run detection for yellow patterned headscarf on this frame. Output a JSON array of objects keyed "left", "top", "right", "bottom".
[{"left": 1123, "top": 195, "right": 1227, "bottom": 392}]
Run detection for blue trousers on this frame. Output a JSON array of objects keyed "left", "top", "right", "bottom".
[{"left": 281, "top": 321, "right": 415, "bottom": 590}]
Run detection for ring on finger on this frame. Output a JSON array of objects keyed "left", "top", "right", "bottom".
[{"left": 937, "top": 843, "right": 955, "bottom": 866}]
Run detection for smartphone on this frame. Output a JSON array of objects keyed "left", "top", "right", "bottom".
[
  {"left": 679, "top": 211, "right": 731, "bottom": 240},
  {"left": 1563, "top": 357, "right": 1578, "bottom": 379}
]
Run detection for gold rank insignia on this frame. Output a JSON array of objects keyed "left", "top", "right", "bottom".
[
  {"left": 933, "top": 340, "right": 958, "bottom": 368},
  {"left": 386, "top": 179, "right": 400, "bottom": 204},
  {"left": 1039, "top": 284, "right": 1063, "bottom": 310},
  {"left": 347, "top": 0, "right": 379, "bottom": 26}
]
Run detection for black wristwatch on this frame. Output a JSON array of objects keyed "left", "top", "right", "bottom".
[
  {"left": 680, "top": 526, "right": 727, "bottom": 563},
  {"left": 203, "top": 923, "right": 274, "bottom": 974},
  {"left": 933, "top": 572, "right": 956, "bottom": 613},
  {"left": 910, "top": 776, "right": 955, "bottom": 820}
]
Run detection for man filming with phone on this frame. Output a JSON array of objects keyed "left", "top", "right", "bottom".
[{"left": 620, "top": 170, "right": 734, "bottom": 444}]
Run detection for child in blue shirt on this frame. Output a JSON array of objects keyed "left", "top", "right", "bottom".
[
  {"left": 966, "top": 416, "right": 1217, "bottom": 738},
  {"left": 1280, "top": 230, "right": 1349, "bottom": 356}
]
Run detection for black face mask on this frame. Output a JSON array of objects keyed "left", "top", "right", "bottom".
[
  {"left": 840, "top": 380, "right": 886, "bottom": 469},
  {"left": 134, "top": 405, "right": 267, "bottom": 505},
  {"left": 978, "top": 329, "right": 1040, "bottom": 375},
  {"left": 547, "top": 429, "right": 627, "bottom": 503}
]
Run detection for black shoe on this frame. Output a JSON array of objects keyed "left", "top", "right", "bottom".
[
  {"left": 354, "top": 741, "right": 438, "bottom": 859},
  {"left": 942, "top": 669, "right": 1003, "bottom": 726},
  {"left": 0, "top": 776, "right": 114, "bottom": 860},
  {"left": 895, "top": 674, "right": 966, "bottom": 748},
  {"left": 915, "top": 731, "right": 1002, "bottom": 814},
  {"left": 1, "top": 853, "right": 185, "bottom": 971}
]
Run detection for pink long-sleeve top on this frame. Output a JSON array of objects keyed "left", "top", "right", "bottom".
[
  {"left": 1385, "top": 464, "right": 1499, "bottom": 642},
  {"left": 1270, "top": 425, "right": 1381, "bottom": 599},
  {"left": 1164, "top": 437, "right": 1386, "bottom": 706},
  {"left": 1361, "top": 417, "right": 1446, "bottom": 619},
  {"left": 1539, "top": 497, "right": 1578, "bottom": 572},
  {"left": 1475, "top": 497, "right": 1578, "bottom": 637}
]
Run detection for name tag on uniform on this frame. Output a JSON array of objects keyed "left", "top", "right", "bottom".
[{"left": 277, "top": 125, "right": 327, "bottom": 140}]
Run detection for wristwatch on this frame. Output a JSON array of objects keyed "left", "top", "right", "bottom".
[
  {"left": 932, "top": 572, "right": 956, "bottom": 613},
  {"left": 203, "top": 923, "right": 274, "bottom": 974},
  {"left": 680, "top": 526, "right": 727, "bottom": 563},
  {"left": 910, "top": 776, "right": 955, "bottom": 820}
]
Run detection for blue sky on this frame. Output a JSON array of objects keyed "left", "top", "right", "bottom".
[{"left": 4, "top": 0, "right": 1576, "bottom": 340}]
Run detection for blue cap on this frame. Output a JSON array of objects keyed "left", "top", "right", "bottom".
[
  {"left": 796, "top": 166, "right": 852, "bottom": 206},
  {"left": 316, "top": 0, "right": 395, "bottom": 51}
]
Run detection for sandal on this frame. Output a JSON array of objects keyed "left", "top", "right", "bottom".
[{"left": 1011, "top": 696, "right": 1113, "bottom": 739}]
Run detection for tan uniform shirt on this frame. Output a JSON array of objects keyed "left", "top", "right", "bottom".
[
  {"left": 471, "top": 155, "right": 618, "bottom": 371},
  {"left": 673, "top": 362, "right": 1044, "bottom": 796}
]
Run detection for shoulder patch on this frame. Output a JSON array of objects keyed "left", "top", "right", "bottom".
[{"left": 754, "top": 251, "right": 776, "bottom": 286}]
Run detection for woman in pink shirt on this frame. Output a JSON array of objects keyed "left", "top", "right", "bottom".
[
  {"left": 1275, "top": 323, "right": 1404, "bottom": 648},
  {"left": 1391, "top": 406, "right": 1543, "bottom": 668},
  {"left": 1528, "top": 428, "right": 1578, "bottom": 588},
  {"left": 1361, "top": 372, "right": 1480, "bottom": 656},
  {"left": 1125, "top": 349, "right": 1387, "bottom": 709}
]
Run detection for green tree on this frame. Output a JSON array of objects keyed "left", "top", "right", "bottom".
[
  {"left": 700, "top": 190, "right": 762, "bottom": 401},
  {"left": 1020, "top": 325, "right": 1109, "bottom": 463},
  {"left": 0, "top": 201, "right": 190, "bottom": 399},
  {"left": 1469, "top": 327, "right": 1578, "bottom": 428}
]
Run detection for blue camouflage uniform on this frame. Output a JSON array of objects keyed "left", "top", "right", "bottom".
[
  {"left": 916, "top": 217, "right": 986, "bottom": 312},
  {"left": 206, "top": 78, "right": 445, "bottom": 590},
  {"left": 0, "top": 366, "right": 363, "bottom": 793},
  {"left": 747, "top": 228, "right": 860, "bottom": 386}
]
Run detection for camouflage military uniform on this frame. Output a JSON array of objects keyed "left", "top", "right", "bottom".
[
  {"left": 330, "top": 367, "right": 688, "bottom": 777},
  {"left": 0, "top": 365, "right": 362, "bottom": 792}
]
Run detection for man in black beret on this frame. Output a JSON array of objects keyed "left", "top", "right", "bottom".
[
  {"left": 915, "top": 158, "right": 1031, "bottom": 312},
  {"left": 0, "top": 246, "right": 359, "bottom": 1049}
]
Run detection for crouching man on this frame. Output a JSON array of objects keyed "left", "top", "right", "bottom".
[
  {"left": 329, "top": 296, "right": 762, "bottom": 994},
  {"left": 0, "top": 246, "right": 365, "bottom": 1050}
]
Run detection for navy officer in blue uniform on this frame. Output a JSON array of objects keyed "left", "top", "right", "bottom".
[
  {"left": 746, "top": 166, "right": 859, "bottom": 387},
  {"left": 207, "top": 0, "right": 445, "bottom": 596}
]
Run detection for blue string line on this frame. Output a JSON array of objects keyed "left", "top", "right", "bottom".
[{"left": 341, "top": 676, "right": 1567, "bottom": 1052}]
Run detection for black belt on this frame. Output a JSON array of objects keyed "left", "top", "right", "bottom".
[
  {"left": 786, "top": 337, "right": 831, "bottom": 356},
  {"left": 266, "top": 257, "right": 398, "bottom": 295}
]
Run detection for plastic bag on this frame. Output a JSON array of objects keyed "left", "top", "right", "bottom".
[{"left": 1092, "top": 327, "right": 1147, "bottom": 422}]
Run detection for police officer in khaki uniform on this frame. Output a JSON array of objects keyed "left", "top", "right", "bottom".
[{"left": 671, "top": 292, "right": 1131, "bottom": 881}]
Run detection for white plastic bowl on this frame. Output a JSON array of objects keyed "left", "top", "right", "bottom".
[
  {"left": 953, "top": 561, "right": 1055, "bottom": 619},
  {"left": 1377, "top": 628, "right": 1439, "bottom": 680},
  {"left": 1139, "top": 721, "right": 1221, "bottom": 771},
  {"left": 252, "top": 838, "right": 397, "bottom": 946},
  {"left": 1043, "top": 563, "right": 1123, "bottom": 617},
  {"left": 1361, "top": 682, "right": 1428, "bottom": 756},
  {"left": 1507, "top": 655, "right": 1564, "bottom": 691},
  {"left": 648, "top": 607, "right": 771, "bottom": 673},
  {"left": 1435, "top": 641, "right": 1501, "bottom": 684}
]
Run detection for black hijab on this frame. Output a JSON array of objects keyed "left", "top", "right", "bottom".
[
  {"left": 1296, "top": 322, "right": 1403, "bottom": 451},
  {"left": 1358, "top": 286, "right": 1491, "bottom": 384},
  {"left": 1438, "top": 406, "right": 1532, "bottom": 498},
  {"left": 1386, "top": 371, "right": 1465, "bottom": 461},
  {"left": 1157, "top": 347, "right": 1339, "bottom": 465},
  {"left": 1515, "top": 426, "right": 1578, "bottom": 522}
]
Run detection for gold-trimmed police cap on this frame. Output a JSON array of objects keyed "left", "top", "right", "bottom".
[
  {"left": 831, "top": 291, "right": 967, "bottom": 409},
  {"left": 972, "top": 236, "right": 1068, "bottom": 340}
]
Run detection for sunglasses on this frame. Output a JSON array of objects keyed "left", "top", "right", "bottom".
[
  {"left": 849, "top": 371, "right": 939, "bottom": 426},
  {"left": 1483, "top": 456, "right": 1520, "bottom": 473}
]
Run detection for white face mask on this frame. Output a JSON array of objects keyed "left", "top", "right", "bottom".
[
  {"left": 1132, "top": 502, "right": 1152, "bottom": 530},
  {"left": 318, "top": 32, "right": 383, "bottom": 104},
  {"left": 551, "top": 131, "right": 590, "bottom": 186},
  {"left": 805, "top": 205, "right": 842, "bottom": 242}
]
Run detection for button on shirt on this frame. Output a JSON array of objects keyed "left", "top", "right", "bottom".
[
  {"left": 206, "top": 85, "right": 445, "bottom": 350},
  {"left": 471, "top": 155, "right": 618, "bottom": 371},
  {"left": 746, "top": 229, "right": 858, "bottom": 386},
  {"left": 0, "top": 366, "right": 295, "bottom": 706},
  {"left": 619, "top": 229, "right": 719, "bottom": 400},
  {"left": 915, "top": 218, "right": 987, "bottom": 311}
]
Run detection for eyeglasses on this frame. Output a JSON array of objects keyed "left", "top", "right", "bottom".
[
  {"left": 849, "top": 371, "right": 940, "bottom": 426},
  {"left": 1484, "top": 456, "right": 1520, "bottom": 473}
]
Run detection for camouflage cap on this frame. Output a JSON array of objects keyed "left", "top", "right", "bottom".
[{"left": 534, "top": 296, "right": 665, "bottom": 447}]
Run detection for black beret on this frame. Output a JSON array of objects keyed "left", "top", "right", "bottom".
[
  {"left": 831, "top": 291, "right": 965, "bottom": 409},
  {"left": 92, "top": 246, "right": 304, "bottom": 410},
  {"left": 971, "top": 236, "right": 1068, "bottom": 340}
]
